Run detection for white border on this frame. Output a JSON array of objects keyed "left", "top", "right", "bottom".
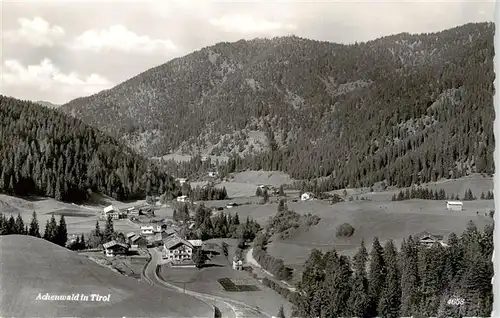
[{"left": 494, "top": 1, "right": 499, "bottom": 316}]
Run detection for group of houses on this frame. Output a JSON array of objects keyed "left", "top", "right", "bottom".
[{"left": 100, "top": 204, "right": 153, "bottom": 220}]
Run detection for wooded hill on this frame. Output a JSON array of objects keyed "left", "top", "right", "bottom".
[
  {"left": 60, "top": 22, "right": 494, "bottom": 190},
  {"left": 0, "top": 96, "right": 178, "bottom": 202}
]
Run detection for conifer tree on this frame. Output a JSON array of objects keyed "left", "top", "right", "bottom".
[
  {"left": 400, "top": 236, "right": 420, "bottom": 316},
  {"left": 348, "top": 240, "right": 370, "bottom": 317},
  {"left": 276, "top": 304, "right": 286, "bottom": 318},
  {"left": 56, "top": 215, "right": 68, "bottom": 247},
  {"left": 28, "top": 211, "right": 41, "bottom": 237},
  {"left": 7, "top": 215, "right": 15, "bottom": 234},
  {"left": 15, "top": 213, "right": 25, "bottom": 234},
  {"left": 367, "top": 237, "right": 386, "bottom": 316},
  {"left": 378, "top": 240, "right": 401, "bottom": 318},
  {"left": 104, "top": 215, "right": 114, "bottom": 242}
]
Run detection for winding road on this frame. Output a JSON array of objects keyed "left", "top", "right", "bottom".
[{"left": 143, "top": 248, "right": 272, "bottom": 318}]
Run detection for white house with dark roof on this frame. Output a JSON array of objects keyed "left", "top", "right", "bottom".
[
  {"left": 103, "top": 240, "right": 129, "bottom": 257},
  {"left": 162, "top": 235, "right": 197, "bottom": 263}
]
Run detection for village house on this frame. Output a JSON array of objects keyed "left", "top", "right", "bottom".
[
  {"left": 102, "top": 205, "right": 120, "bottom": 219},
  {"left": 446, "top": 200, "right": 463, "bottom": 211},
  {"left": 208, "top": 171, "right": 218, "bottom": 177},
  {"left": 103, "top": 240, "right": 129, "bottom": 257},
  {"left": 176, "top": 195, "right": 190, "bottom": 203},
  {"left": 130, "top": 235, "right": 148, "bottom": 249},
  {"left": 141, "top": 225, "right": 162, "bottom": 235},
  {"left": 162, "top": 235, "right": 196, "bottom": 263},
  {"left": 146, "top": 232, "right": 165, "bottom": 247},
  {"left": 416, "top": 232, "right": 448, "bottom": 248},
  {"left": 125, "top": 232, "right": 136, "bottom": 241},
  {"left": 175, "top": 178, "right": 189, "bottom": 185},
  {"left": 301, "top": 192, "right": 315, "bottom": 201},
  {"left": 232, "top": 256, "right": 243, "bottom": 270}
]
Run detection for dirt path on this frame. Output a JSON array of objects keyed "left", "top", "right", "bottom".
[
  {"left": 245, "top": 248, "right": 296, "bottom": 292},
  {"left": 144, "top": 248, "right": 271, "bottom": 318}
]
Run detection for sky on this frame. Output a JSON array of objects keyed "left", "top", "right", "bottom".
[{"left": 0, "top": 0, "right": 495, "bottom": 105}]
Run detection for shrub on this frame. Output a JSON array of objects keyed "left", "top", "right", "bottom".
[{"left": 336, "top": 223, "right": 355, "bottom": 237}]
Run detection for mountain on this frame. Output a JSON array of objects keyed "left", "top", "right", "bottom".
[
  {"left": 59, "top": 22, "right": 495, "bottom": 190},
  {"left": 0, "top": 96, "right": 178, "bottom": 203},
  {"left": 35, "top": 100, "right": 60, "bottom": 109}
]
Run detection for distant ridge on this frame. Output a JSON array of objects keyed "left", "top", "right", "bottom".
[{"left": 60, "top": 22, "right": 494, "bottom": 191}]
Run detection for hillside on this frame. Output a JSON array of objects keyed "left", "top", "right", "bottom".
[
  {"left": 0, "top": 96, "right": 178, "bottom": 203},
  {"left": 0, "top": 235, "right": 212, "bottom": 317},
  {"left": 36, "top": 101, "right": 60, "bottom": 109},
  {"left": 60, "top": 22, "right": 494, "bottom": 190}
]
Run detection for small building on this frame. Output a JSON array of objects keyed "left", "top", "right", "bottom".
[
  {"left": 146, "top": 232, "right": 164, "bottom": 247},
  {"left": 201, "top": 156, "right": 208, "bottom": 162},
  {"left": 141, "top": 226, "right": 155, "bottom": 235},
  {"left": 130, "top": 235, "right": 148, "bottom": 249},
  {"left": 128, "top": 210, "right": 139, "bottom": 218},
  {"left": 208, "top": 171, "right": 218, "bottom": 177},
  {"left": 301, "top": 192, "right": 315, "bottom": 201},
  {"left": 188, "top": 239, "right": 203, "bottom": 248},
  {"left": 176, "top": 195, "right": 189, "bottom": 203},
  {"left": 176, "top": 178, "right": 188, "bottom": 185},
  {"left": 103, "top": 240, "right": 129, "bottom": 257},
  {"left": 226, "top": 202, "right": 238, "bottom": 209},
  {"left": 232, "top": 256, "right": 243, "bottom": 270},
  {"left": 446, "top": 201, "right": 463, "bottom": 211},
  {"left": 125, "top": 232, "right": 136, "bottom": 240},
  {"left": 416, "top": 232, "right": 446, "bottom": 248}
]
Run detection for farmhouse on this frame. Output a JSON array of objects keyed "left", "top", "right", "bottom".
[
  {"left": 226, "top": 202, "right": 238, "bottom": 209},
  {"left": 102, "top": 205, "right": 120, "bottom": 219},
  {"left": 208, "top": 171, "right": 218, "bottom": 177},
  {"left": 301, "top": 192, "right": 315, "bottom": 201},
  {"left": 416, "top": 232, "right": 447, "bottom": 248},
  {"left": 141, "top": 225, "right": 161, "bottom": 235},
  {"left": 187, "top": 239, "right": 203, "bottom": 248},
  {"left": 146, "top": 232, "right": 165, "bottom": 247},
  {"left": 446, "top": 200, "right": 463, "bottom": 211},
  {"left": 232, "top": 256, "right": 243, "bottom": 270},
  {"left": 176, "top": 178, "right": 188, "bottom": 185},
  {"left": 176, "top": 195, "right": 190, "bottom": 203},
  {"left": 162, "top": 235, "right": 195, "bottom": 262},
  {"left": 103, "top": 240, "right": 129, "bottom": 257}
]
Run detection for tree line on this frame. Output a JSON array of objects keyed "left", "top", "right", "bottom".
[
  {"left": 292, "top": 220, "right": 493, "bottom": 317},
  {"left": 391, "top": 187, "right": 493, "bottom": 201},
  {"left": 0, "top": 211, "right": 68, "bottom": 248}
]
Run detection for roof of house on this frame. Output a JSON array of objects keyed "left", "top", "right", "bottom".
[
  {"left": 130, "top": 235, "right": 145, "bottom": 242},
  {"left": 164, "top": 235, "right": 193, "bottom": 250},
  {"left": 103, "top": 240, "right": 128, "bottom": 249},
  {"left": 165, "top": 228, "right": 177, "bottom": 236},
  {"left": 103, "top": 205, "right": 116, "bottom": 213},
  {"left": 147, "top": 233, "right": 163, "bottom": 243},
  {"left": 446, "top": 200, "right": 463, "bottom": 205},
  {"left": 177, "top": 195, "right": 188, "bottom": 199},
  {"left": 187, "top": 239, "right": 203, "bottom": 247},
  {"left": 126, "top": 232, "right": 136, "bottom": 238}
]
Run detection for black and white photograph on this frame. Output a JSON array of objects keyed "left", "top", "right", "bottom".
[{"left": 0, "top": 1, "right": 497, "bottom": 317}]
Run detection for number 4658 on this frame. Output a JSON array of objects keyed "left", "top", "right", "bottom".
[{"left": 447, "top": 297, "right": 465, "bottom": 306}]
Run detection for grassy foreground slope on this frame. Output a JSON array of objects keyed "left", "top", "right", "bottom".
[{"left": 0, "top": 235, "right": 212, "bottom": 317}]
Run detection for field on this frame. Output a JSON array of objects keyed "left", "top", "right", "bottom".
[
  {"left": 80, "top": 251, "right": 149, "bottom": 280},
  {"left": 158, "top": 238, "right": 294, "bottom": 317},
  {"left": 0, "top": 194, "right": 144, "bottom": 235},
  {"left": 0, "top": 235, "right": 212, "bottom": 317},
  {"left": 209, "top": 173, "right": 495, "bottom": 283}
]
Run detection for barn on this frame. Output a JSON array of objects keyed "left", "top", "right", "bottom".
[{"left": 446, "top": 200, "right": 463, "bottom": 211}]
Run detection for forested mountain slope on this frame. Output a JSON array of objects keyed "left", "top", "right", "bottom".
[
  {"left": 0, "top": 96, "right": 177, "bottom": 202},
  {"left": 60, "top": 22, "right": 494, "bottom": 190}
]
